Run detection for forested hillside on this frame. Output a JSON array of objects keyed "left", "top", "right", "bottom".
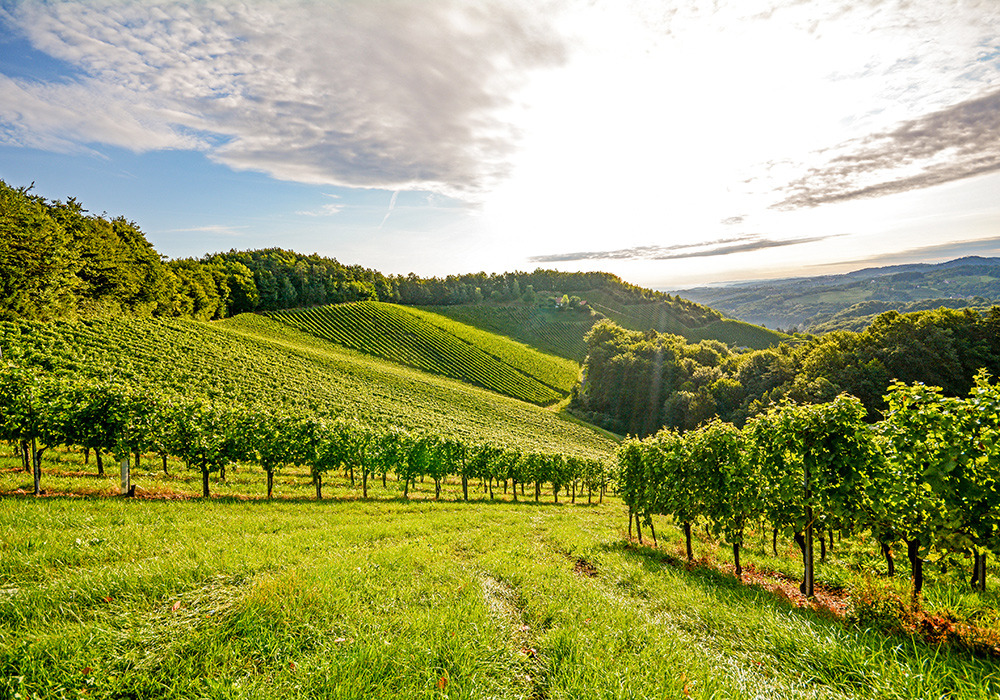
[
  {"left": 0, "top": 180, "right": 396, "bottom": 321},
  {"left": 1, "top": 178, "right": 783, "bottom": 353},
  {"left": 574, "top": 306, "right": 1000, "bottom": 436},
  {"left": 1, "top": 181, "right": 167, "bottom": 320}
]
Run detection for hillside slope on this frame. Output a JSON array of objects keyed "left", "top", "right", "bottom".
[
  {"left": 418, "top": 304, "right": 596, "bottom": 362},
  {"left": 0, "top": 315, "right": 615, "bottom": 459},
  {"left": 584, "top": 288, "right": 786, "bottom": 348},
  {"left": 426, "top": 293, "right": 785, "bottom": 363},
  {"left": 269, "top": 302, "right": 580, "bottom": 405}
]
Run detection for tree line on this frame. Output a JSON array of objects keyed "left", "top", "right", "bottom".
[
  {"left": 0, "top": 362, "right": 610, "bottom": 503},
  {"left": 2, "top": 179, "right": 720, "bottom": 324},
  {"left": 617, "top": 373, "right": 1000, "bottom": 598},
  {"left": 574, "top": 306, "right": 1000, "bottom": 436}
]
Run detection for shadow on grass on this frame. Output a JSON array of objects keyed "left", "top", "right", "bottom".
[
  {"left": 596, "top": 538, "right": 863, "bottom": 634},
  {"left": 597, "top": 539, "right": 1000, "bottom": 668}
]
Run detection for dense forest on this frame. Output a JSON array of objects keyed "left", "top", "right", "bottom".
[
  {"left": 0, "top": 180, "right": 716, "bottom": 323},
  {"left": 573, "top": 307, "right": 1000, "bottom": 436}
]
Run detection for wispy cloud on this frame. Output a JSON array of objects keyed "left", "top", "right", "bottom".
[
  {"left": 529, "top": 234, "right": 839, "bottom": 263},
  {"left": 772, "top": 88, "right": 1000, "bottom": 210},
  {"left": 0, "top": 1, "right": 568, "bottom": 197},
  {"left": 811, "top": 235, "right": 1000, "bottom": 271},
  {"left": 378, "top": 190, "right": 400, "bottom": 230},
  {"left": 297, "top": 204, "right": 344, "bottom": 217}
]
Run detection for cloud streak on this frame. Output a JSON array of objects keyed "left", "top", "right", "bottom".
[
  {"left": 529, "top": 234, "right": 838, "bottom": 263},
  {"left": 773, "top": 88, "right": 1000, "bottom": 210},
  {"left": 0, "top": 1, "right": 568, "bottom": 197},
  {"left": 297, "top": 204, "right": 344, "bottom": 217},
  {"left": 378, "top": 190, "right": 400, "bottom": 230}
]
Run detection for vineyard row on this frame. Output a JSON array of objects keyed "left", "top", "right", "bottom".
[
  {"left": 1, "top": 362, "right": 610, "bottom": 503},
  {"left": 618, "top": 371, "right": 1000, "bottom": 598}
]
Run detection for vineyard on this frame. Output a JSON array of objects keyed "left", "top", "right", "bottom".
[
  {"left": 5, "top": 311, "right": 1000, "bottom": 697},
  {"left": 619, "top": 376, "right": 1000, "bottom": 601},
  {"left": 270, "top": 302, "right": 578, "bottom": 405},
  {"left": 0, "top": 314, "right": 614, "bottom": 460},
  {"left": 420, "top": 304, "right": 597, "bottom": 362},
  {"left": 0, "top": 363, "right": 610, "bottom": 503}
]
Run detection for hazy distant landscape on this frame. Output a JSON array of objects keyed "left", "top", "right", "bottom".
[{"left": 680, "top": 256, "right": 1000, "bottom": 332}]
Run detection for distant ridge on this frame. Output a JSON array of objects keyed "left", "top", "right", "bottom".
[
  {"left": 839, "top": 256, "right": 1000, "bottom": 278},
  {"left": 679, "top": 256, "right": 1000, "bottom": 332},
  {"left": 1, "top": 177, "right": 783, "bottom": 351}
]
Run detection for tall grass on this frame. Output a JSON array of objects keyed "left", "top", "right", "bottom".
[{"left": 3, "top": 480, "right": 999, "bottom": 699}]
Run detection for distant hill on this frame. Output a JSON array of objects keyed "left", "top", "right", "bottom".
[{"left": 678, "top": 256, "right": 1000, "bottom": 332}]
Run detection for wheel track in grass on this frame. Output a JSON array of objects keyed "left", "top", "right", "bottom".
[{"left": 480, "top": 574, "right": 549, "bottom": 699}]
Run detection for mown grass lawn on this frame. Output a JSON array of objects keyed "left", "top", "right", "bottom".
[{"left": 4, "top": 456, "right": 1000, "bottom": 700}]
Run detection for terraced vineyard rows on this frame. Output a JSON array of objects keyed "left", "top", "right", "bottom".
[
  {"left": 422, "top": 305, "right": 595, "bottom": 362},
  {"left": 0, "top": 315, "right": 616, "bottom": 460},
  {"left": 272, "top": 302, "right": 574, "bottom": 405},
  {"left": 399, "top": 306, "right": 580, "bottom": 391}
]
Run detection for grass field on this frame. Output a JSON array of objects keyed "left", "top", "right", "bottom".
[
  {"left": 4, "top": 457, "right": 1000, "bottom": 700},
  {"left": 420, "top": 305, "right": 597, "bottom": 363}
]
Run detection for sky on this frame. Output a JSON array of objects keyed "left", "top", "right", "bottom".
[{"left": 1, "top": 0, "right": 999, "bottom": 289}]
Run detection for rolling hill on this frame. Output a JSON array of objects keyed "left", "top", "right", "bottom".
[
  {"left": 0, "top": 314, "right": 616, "bottom": 459},
  {"left": 268, "top": 302, "right": 580, "bottom": 405},
  {"left": 419, "top": 304, "right": 597, "bottom": 362},
  {"left": 424, "top": 292, "right": 786, "bottom": 361}
]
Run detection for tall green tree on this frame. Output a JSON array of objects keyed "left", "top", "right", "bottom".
[{"left": 0, "top": 183, "right": 77, "bottom": 320}]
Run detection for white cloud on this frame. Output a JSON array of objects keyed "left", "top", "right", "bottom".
[
  {"left": 3, "top": 0, "right": 999, "bottom": 286},
  {"left": 0, "top": 73, "right": 199, "bottom": 153},
  {"left": 773, "top": 88, "right": 1000, "bottom": 210},
  {"left": 482, "top": 0, "right": 1000, "bottom": 269},
  {"left": 297, "top": 203, "right": 344, "bottom": 217},
  {"left": 0, "top": 0, "right": 568, "bottom": 196}
]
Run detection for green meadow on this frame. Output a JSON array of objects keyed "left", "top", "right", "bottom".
[{"left": 3, "top": 457, "right": 1000, "bottom": 700}]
